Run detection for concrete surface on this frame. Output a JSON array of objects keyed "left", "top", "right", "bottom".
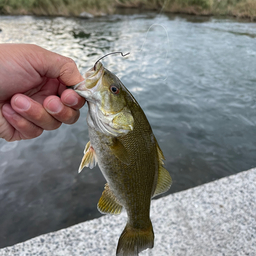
[{"left": 0, "top": 168, "right": 255, "bottom": 256}]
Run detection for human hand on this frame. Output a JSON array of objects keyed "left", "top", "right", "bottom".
[{"left": 0, "top": 44, "right": 85, "bottom": 141}]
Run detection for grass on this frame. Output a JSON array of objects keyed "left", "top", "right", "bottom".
[
  {"left": 0, "top": 0, "right": 113, "bottom": 16},
  {"left": 233, "top": 0, "right": 256, "bottom": 20},
  {"left": 0, "top": 0, "right": 255, "bottom": 20},
  {"left": 117, "top": 0, "right": 256, "bottom": 20}
]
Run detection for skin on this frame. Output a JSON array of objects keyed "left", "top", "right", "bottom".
[{"left": 0, "top": 44, "right": 85, "bottom": 141}]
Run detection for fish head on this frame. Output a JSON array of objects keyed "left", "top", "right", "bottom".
[{"left": 74, "top": 62, "right": 134, "bottom": 136}]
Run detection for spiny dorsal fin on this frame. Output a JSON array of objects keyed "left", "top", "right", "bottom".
[
  {"left": 78, "top": 141, "right": 98, "bottom": 173},
  {"left": 153, "top": 138, "right": 172, "bottom": 197},
  {"left": 97, "top": 183, "right": 123, "bottom": 215}
]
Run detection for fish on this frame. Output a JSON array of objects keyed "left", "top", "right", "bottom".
[{"left": 73, "top": 59, "right": 172, "bottom": 256}]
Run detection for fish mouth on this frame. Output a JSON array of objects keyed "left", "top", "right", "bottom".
[{"left": 73, "top": 62, "right": 104, "bottom": 96}]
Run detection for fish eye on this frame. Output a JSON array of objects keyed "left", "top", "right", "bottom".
[{"left": 110, "top": 85, "right": 119, "bottom": 94}]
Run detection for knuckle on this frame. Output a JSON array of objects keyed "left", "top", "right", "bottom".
[
  {"left": 61, "top": 58, "right": 76, "bottom": 73},
  {"left": 65, "top": 57, "right": 75, "bottom": 65}
]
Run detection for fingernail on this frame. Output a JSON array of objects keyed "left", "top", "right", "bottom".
[
  {"left": 14, "top": 96, "right": 30, "bottom": 111},
  {"left": 64, "top": 93, "right": 78, "bottom": 107},
  {"left": 46, "top": 98, "right": 63, "bottom": 114}
]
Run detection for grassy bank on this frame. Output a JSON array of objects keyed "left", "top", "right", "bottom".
[
  {"left": 117, "top": 0, "right": 256, "bottom": 20},
  {"left": 0, "top": 0, "right": 112, "bottom": 16},
  {"left": 0, "top": 0, "right": 255, "bottom": 20}
]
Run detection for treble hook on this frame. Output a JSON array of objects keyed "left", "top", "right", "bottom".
[{"left": 93, "top": 51, "right": 130, "bottom": 70}]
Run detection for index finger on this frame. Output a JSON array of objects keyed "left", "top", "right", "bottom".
[{"left": 26, "top": 44, "right": 84, "bottom": 86}]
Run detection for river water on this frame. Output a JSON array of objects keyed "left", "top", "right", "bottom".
[{"left": 0, "top": 12, "right": 256, "bottom": 247}]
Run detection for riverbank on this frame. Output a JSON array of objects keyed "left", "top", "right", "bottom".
[
  {"left": 0, "top": 167, "right": 255, "bottom": 255},
  {"left": 0, "top": 0, "right": 255, "bottom": 21}
]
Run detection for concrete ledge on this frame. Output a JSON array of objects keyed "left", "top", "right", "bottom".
[{"left": 1, "top": 168, "right": 256, "bottom": 256}]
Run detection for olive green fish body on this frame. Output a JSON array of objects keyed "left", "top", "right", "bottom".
[
  {"left": 75, "top": 62, "right": 172, "bottom": 256},
  {"left": 89, "top": 100, "right": 157, "bottom": 218}
]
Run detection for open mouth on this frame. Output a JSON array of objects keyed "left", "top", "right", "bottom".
[{"left": 73, "top": 62, "right": 104, "bottom": 93}]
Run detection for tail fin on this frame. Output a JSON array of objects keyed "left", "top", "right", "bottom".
[{"left": 116, "top": 223, "right": 154, "bottom": 256}]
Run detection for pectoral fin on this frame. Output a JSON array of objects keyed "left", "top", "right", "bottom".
[
  {"left": 97, "top": 183, "right": 123, "bottom": 215},
  {"left": 109, "top": 138, "right": 130, "bottom": 165},
  {"left": 153, "top": 138, "right": 172, "bottom": 197},
  {"left": 78, "top": 141, "right": 98, "bottom": 173}
]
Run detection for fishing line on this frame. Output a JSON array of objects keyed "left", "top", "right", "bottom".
[
  {"left": 138, "top": 23, "right": 170, "bottom": 81},
  {"left": 132, "top": 0, "right": 170, "bottom": 82}
]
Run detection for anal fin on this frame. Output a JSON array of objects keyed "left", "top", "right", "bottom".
[
  {"left": 97, "top": 183, "right": 123, "bottom": 215},
  {"left": 78, "top": 141, "right": 97, "bottom": 173}
]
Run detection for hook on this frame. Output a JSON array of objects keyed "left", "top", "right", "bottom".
[{"left": 93, "top": 51, "right": 130, "bottom": 70}]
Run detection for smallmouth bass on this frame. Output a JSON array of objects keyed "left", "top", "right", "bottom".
[{"left": 74, "top": 59, "right": 172, "bottom": 256}]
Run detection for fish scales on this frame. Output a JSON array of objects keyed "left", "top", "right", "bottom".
[
  {"left": 89, "top": 103, "right": 157, "bottom": 224},
  {"left": 74, "top": 61, "right": 172, "bottom": 256}
]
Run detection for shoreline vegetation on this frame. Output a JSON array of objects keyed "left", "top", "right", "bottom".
[{"left": 0, "top": 0, "right": 255, "bottom": 21}]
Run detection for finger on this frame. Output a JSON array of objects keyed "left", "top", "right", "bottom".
[
  {"left": 11, "top": 94, "right": 62, "bottom": 131},
  {"left": 44, "top": 95, "right": 80, "bottom": 124},
  {"left": 0, "top": 103, "right": 16, "bottom": 141},
  {"left": 28, "top": 45, "right": 84, "bottom": 85},
  {"left": 61, "top": 89, "right": 86, "bottom": 110},
  {"left": 1, "top": 103, "right": 43, "bottom": 141}
]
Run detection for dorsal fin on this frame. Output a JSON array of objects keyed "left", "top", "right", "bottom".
[{"left": 97, "top": 183, "right": 123, "bottom": 215}]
